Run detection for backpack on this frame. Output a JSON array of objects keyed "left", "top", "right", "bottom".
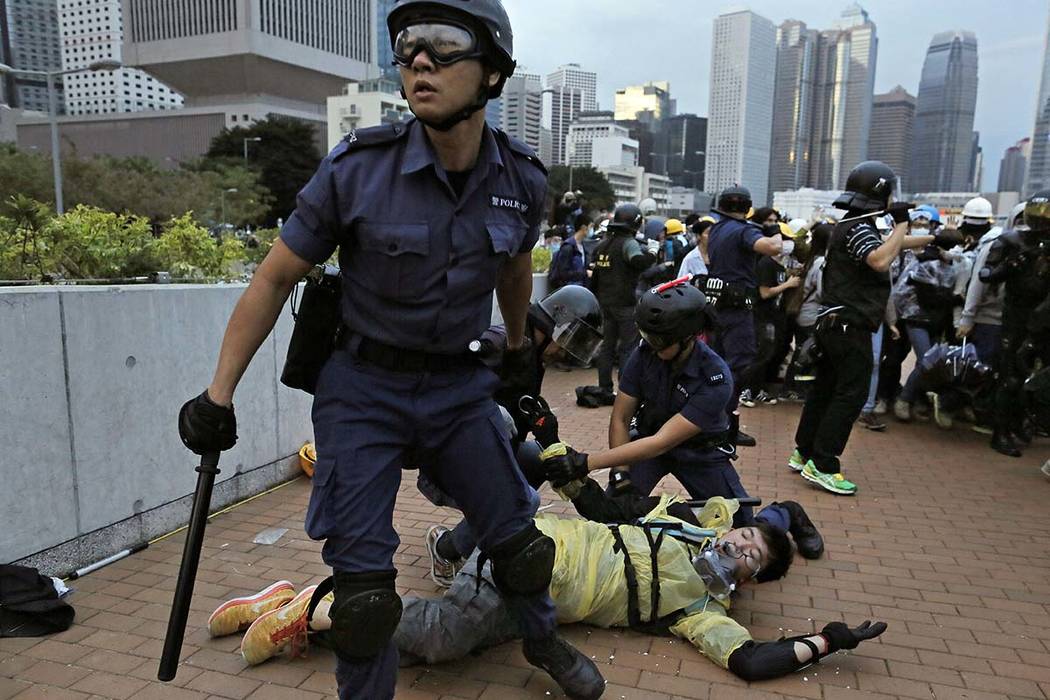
[
  {"left": 547, "top": 244, "right": 566, "bottom": 290},
  {"left": 0, "top": 565, "right": 75, "bottom": 637}
]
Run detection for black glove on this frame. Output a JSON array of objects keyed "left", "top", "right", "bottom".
[
  {"left": 543, "top": 446, "right": 589, "bottom": 488},
  {"left": 933, "top": 229, "right": 964, "bottom": 250},
  {"left": 820, "top": 620, "right": 888, "bottom": 653},
  {"left": 887, "top": 202, "right": 914, "bottom": 225},
  {"left": 530, "top": 410, "right": 559, "bottom": 447},
  {"left": 179, "top": 390, "right": 237, "bottom": 455},
  {"left": 499, "top": 336, "right": 534, "bottom": 389},
  {"left": 608, "top": 468, "right": 635, "bottom": 495}
]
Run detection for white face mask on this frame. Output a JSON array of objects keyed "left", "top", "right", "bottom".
[
  {"left": 781, "top": 239, "right": 796, "bottom": 257},
  {"left": 911, "top": 227, "right": 929, "bottom": 236}
]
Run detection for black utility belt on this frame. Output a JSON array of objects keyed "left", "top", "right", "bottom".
[
  {"left": 338, "top": 329, "right": 480, "bottom": 373},
  {"left": 711, "top": 282, "right": 756, "bottom": 311}
]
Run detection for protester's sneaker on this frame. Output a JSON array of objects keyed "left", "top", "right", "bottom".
[
  {"left": 739, "top": 390, "right": 756, "bottom": 408},
  {"left": 207, "top": 581, "right": 296, "bottom": 638},
  {"left": 926, "top": 392, "right": 954, "bottom": 430},
  {"left": 522, "top": 632, "right": 606, "bottom": 700},
  {"left": 779, "top": 390, "right": 805, "bottom": 403},
  {"left": 425, "top": 525, "right": 463, "bottom": 589},
  {"left": 801, "top": 461, "right": 857, "bottom": 496},
  {"left": 755, "top": 391, "right": 779, "bottom": 406},
  {"left": 241, "top": 585, "right": 318, "bottom": 665},
  {"left": 857, "top": 412, "right": 887, "bottom": 432},
  {"left": 1041, "top": 460, "right": 1050, "bottom": 481},
  {"left": 778, "top": 501, "right": 824, "bottom": 559},
  {"left": 787, "top": 449, "right": 806, "bottom": 472},
  {"left": 893, "top": 399, "right": 912, "bottom": 422},
  {"left": 873, "top": 399, "right": 888, "bottom": 416}
]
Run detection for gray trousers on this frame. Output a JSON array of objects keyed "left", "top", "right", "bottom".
[{"left": 394, "top": 551, "right": 521, "bottom": 665}]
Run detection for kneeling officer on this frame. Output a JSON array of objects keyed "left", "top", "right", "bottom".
[{"left": 176, "top": 1, "right": 603, "bottom": 698}]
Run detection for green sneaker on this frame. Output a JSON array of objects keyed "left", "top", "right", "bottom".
[
  {"left": 787, "top": 449, "right": 806, "bottom": 472},
  {"left": 802, "top": 461, "right": 857, "bottom": 495}
]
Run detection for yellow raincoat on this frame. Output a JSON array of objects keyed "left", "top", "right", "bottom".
[{"left": 536, "top": 495, "right": 753, "bottom": 669}]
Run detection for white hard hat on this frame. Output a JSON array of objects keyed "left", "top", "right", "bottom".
[
  {"left": 1009, "top": 201, "right": 1027, "bottom": 227},
  {"left": 787, "top": 218, "right": 809, "bottom": 238},
  {"left": 639, "top": 198, "right": 657, "bottom": 215},
  {"left": 962, "top": 197, "right": 993, "bottom": 224}
]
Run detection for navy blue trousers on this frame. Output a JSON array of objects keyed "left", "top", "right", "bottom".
[
  {"left": 309, "top": 350, "right": 557, "bottom": 699},
  {"left": 710, "top": 308, "right": 757, "bottom": 412}
]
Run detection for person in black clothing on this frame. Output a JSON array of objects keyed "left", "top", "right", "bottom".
[
  {"left": 591, "top": 203, "right": 657, "bottom": 402},
  {"left": 980, "top": 191, "right": 1050, "bottom": 457},
  {"left": 790, "top": 161, "right": 950, "bottom": 496}
]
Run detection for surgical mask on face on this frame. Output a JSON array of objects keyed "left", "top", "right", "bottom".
[
  {"left": 781, "top": 239, "right": 795, "bottom": 257},
  {"left": 911, "top": 227, "right": 929, "bottom": 236}
]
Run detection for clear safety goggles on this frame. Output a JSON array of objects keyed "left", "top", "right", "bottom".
[{"left": 392, "top": 21, "right": 484, "bottom": 67}]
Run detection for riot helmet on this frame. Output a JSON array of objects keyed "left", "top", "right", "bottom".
[
  {"left": 608, "top": 203, "right": 643, "bottom": 234},
  {"left": 530, "top": 285, "right": 604, "bottom": 364},
  {"left": 635, "top": 278, "right": 710, "bottom": 351},
  {"left": 716, "top": 186, "right": 752, "bottom": 216},
  {"left": 1023, "top": 190, "right": 1050, "bottom": 235},
  {"left": 833, "top": 161, "right": 897, "bottom": 213}
]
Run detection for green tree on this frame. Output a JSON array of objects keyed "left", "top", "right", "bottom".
[
  {"left": 148, "top": 213, "right": 245, "bottom": 279},
  {"left": 205, "top": 116, "right": 322, "bottom": 226},
  {"left": 41, "top": 206, "right": 155, "bottom": 279},
  {"left": 547, "top": 166, "right": 617, "bottom": 215},
  {"left": 0, "top": 195, "right": 53, "bottom": 280}
]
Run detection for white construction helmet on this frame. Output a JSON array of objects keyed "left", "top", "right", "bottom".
[
  {"left": 1009, "top": 200, "right": 1027, "bottom": 228},
  {"left": 962, "top": 197, "right": 994, "bottom": 225},
  {"left": 787, "top": 218, "right": 810, "bottom": 239},
  {"left": 639, "top": 198, "right": 658, "bottom": 215}
]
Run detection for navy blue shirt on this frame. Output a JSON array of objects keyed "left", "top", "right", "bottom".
[
  {"left": 706, "top": 217, "right": 764, "bottom": 288},
  {"left": 619, "top": 340, "right": 733, "bottom": 459},
  {"left": 280, "top": 119, "right": 546, "bottom": 354}
]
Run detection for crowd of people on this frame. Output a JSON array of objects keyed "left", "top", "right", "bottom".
[{"left": 170, "top": 1, "right": 1048, "bottom": 698}]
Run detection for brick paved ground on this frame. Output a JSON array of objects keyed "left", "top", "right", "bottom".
[{"left": 3, "top": 367, "right": 1050, "bottom": 700}]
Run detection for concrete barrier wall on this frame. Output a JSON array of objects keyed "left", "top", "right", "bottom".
[{"left": 0, "top": 275, "right": 549, "bottom": 572}]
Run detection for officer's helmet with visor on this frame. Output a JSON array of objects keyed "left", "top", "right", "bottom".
[
  {"left": 833, "top": 161, "right": 898, "bottom": 213},
  {"left": 534, "top": 285, "right": 604, "bottom": 365},
  {"left": 635, "top": 278, "right": 709, "bottom": 352},
  {"left": 387, "top": 0, "right": 516, "bottom": 98},
  {"left": 1024, "top": 190, "right": 1050, "bottom": 236}
]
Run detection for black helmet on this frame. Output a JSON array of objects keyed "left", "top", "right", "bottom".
[
  {"left": 1025, "top": 368, "right": 1050, "bottom": 430},
  {"left": 1024, "top": 190, "right": 1050, "bottom": 234},
  {"left": 530, "top": 285, "right": 604, "bottom": 364},
  {"left": 717, "top": 186, "right": 752, "bottom": 215},
  {"left": 608, "top": 203, "right": 643, "bottom": 234},
  {"left": 635, "top": 278, "right": 709, "bottom": 351},
  {"left": 388, "top": 0, "right": 516, "bottom": 98},
  {"left": 833, "top": 161, "right": 897, "bottom": 213}
]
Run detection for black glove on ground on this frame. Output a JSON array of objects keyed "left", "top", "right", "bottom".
[
  {"left": 820, "top": 620, "right": 888, "bottom": 653},
  {"left": 887, "top": 202, "right": 914, "bottom": 225},
  {"left": 179, "top": 390, "right": 237, "bottom": 455},
  {"left": 543, "top": 447, "right": 589, "bottom": 488}
]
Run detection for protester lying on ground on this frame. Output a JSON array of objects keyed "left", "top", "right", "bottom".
[{"left": 208, "top": 494, "right": 886, "bottom": 683}]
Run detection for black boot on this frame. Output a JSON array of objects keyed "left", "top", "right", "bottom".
[
  {"left": 991, "top": 431, "right": 1022, "bottom": 458},
  {"left": 523, "top": 632, "right": 605, "bottom": 700},
  {"left": 778, "top": 501, "right": 824, "bottom": 559},
  {"left": 597, "top": 387, "right": 616, "bottom": 406},
  {"left": 730, "top": 413, "right": 757, "bottom": 447},
  {"left": 1013, "top": 423, "right": 1033, "bottom": 447}
]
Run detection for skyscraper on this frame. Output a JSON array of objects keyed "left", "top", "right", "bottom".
[
  {"left": 706, "top": 8, "right": 776, "bottom": 205},
  {"left": 500, "top": 68, "right": 543, "bottom": 154},
  {"left": 869, "top": 86, "right": 916, "bottom": 191},
  {"left": 376, "top": 0, "right": 396, "bottom": 76},
  {"left": 664, "top": 114, "right": 707, "bottom": 190},
  {"left": 999, "top": 137, "right": 1031, "bottom": 193},
  {"left": 58, "top": 0, "right": 182, "bottom": 115},
  {"left": 1026, "top": 10, "right": 1050, "bottom": 195},
  {"left": 910, "top": 31, "right": 979, "bottom": 193},
  {"left": 546, "top": 63, "right": 597, "bottom": 166},
  {"left": 769, "top": 20, "right": 818, "bottom": 195},
  {"left": 808, "top": 4, "right": 878, "bottom": 190},
  {"left": 1, "top": 0, "right": 65, "bottom": 113},
  {"left": 614, "top": 81, "right": 673, "bottom": 122}
]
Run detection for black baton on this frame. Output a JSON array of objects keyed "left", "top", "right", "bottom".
[{"left": 158, "top": 451, "right": 220, "bottom": 681}]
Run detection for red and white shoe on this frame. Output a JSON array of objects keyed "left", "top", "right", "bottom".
[{"left": 207, "top": 581, "right": 296, "bottom": 638}]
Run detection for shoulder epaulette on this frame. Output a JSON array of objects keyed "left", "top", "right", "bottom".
[
  {"left": 493, "top": 128, "right": 548, "bottom": 175},
  {"left": 331, "top": 121, "right": 412, "bottom": 160}
]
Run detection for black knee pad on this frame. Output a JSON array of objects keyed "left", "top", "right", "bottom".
[
  {"left": 329, "top": 570, "right": 403, "bottom": 660},
  {"left": 488, "top": 524, "right": 555, "bottom": 596}
]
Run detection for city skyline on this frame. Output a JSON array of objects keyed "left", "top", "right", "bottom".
[{"left": 504, "top": 0, "right": 1050, "bottom": 192}]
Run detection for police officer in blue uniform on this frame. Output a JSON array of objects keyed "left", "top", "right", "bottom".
[
  {"left": 705, "top": 186, "right": 784, "bottom": 446},
  {"left": 176, "top": 1, "right": 604, "bottom": 698},
  {"left": 540, "top": 280, "right": 825, "bottom": 560}
]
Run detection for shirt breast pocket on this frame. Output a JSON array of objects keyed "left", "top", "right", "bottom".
[
  {"left": 480, "top": 222, "right": 527, "bottom": 287},
  {"left": 357, "top": 222, "right": 430, "bottom": 301}
]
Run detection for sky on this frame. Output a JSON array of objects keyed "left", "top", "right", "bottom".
[{"left": 502, "top": 0, "right": 1050, "bottom": 192}]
